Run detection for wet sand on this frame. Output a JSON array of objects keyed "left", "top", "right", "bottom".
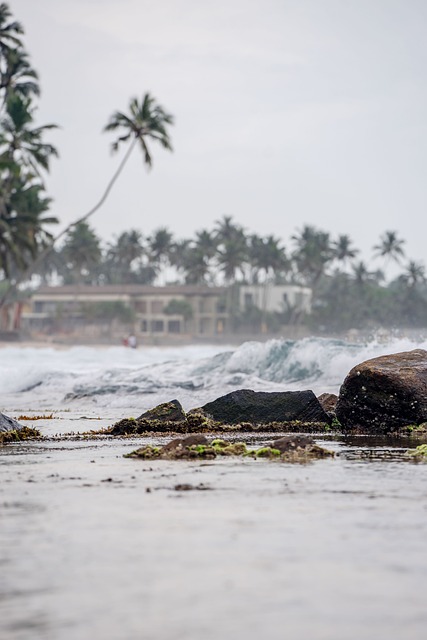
[{"left": 1, "top": 413, "right": 427, "bottom": 639}]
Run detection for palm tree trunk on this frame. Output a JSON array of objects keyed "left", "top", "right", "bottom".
[{"left": 0, "top": 138, "right": 137, "bottom": 309}]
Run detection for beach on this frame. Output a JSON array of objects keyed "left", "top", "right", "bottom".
[{"left": 1, "top": 338, "right": 427, "bottom": 639}]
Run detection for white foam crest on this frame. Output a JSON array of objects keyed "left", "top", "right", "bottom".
[{"left": 225, "top": 340, "right": 280, "bottom": 375}]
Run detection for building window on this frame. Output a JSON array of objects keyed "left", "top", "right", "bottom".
[
  {"left": 151, "top": 320, "right": 164, "bottom": 332},
  {"left": 141, "top": 319, "right": 148, "bottom": 332},
  {"left": 168, "top": 320, "right": 181, "bottom": 333}
]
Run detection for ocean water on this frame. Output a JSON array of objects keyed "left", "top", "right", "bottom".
[
  {"left": 1, "top": 336, "right": 427, "bottom": 640},
  {"left": 2, "top": 334, "right": 427, "bottom": 415}
]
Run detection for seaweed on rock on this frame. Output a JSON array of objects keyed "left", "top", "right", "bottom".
[{"left": 125, "top": 434, "right": 334, "bottom": 462}]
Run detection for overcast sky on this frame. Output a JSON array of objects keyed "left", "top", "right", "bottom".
[{"left": 11, "top": 0, "right": 427, "bottom": 268}]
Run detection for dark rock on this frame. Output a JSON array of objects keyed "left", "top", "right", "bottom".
[
  {"left": 0, "top": 412, "right": 23, "bottom": 433},
  {"left": 317, "top": 393, "right": 338, "bottom": 415},
  {"left": 162, "top": 434, "right": 208, "bottom": 451},
  {"left": 200, "top": 389, "right": 331, "bottom": 425},
  {"left": 336, "top": 349, "right": 427, "bottom": 432},
  {"left": 137, "top": 399, "right": 186, "bottom": 422},
  {"left": 272, "top": 435, "right": 314, "bottom": 452}
]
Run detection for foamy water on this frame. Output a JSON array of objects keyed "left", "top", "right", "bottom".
[{"left": 1, "top": 335, "right": 427, "bottom": 414}]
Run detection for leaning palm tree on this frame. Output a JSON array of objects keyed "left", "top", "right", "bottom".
[
  {"left": 0, "top": 92, "right": 174, "bottom": 307},
  {"left": 57, "top": 92, "right": 173, "bottom": 237}
]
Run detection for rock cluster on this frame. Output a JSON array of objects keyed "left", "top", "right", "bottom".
[
  {"left": 110, "top": 391, "right": 331, "bottom": 436},
  {"left": 110, "top": 348, "right": 427, "bottom": 436}
]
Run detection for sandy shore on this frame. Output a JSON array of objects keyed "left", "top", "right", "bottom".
[{"left": 1, "top": 414, "right": 427, "bottom": 640}]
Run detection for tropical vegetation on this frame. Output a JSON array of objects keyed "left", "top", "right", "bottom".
[
  {"left": 0, "top": 2, "right": 58, "bottom": 284},
  {"left": 31, "top": 217, "right": 427, "bottom": 333}
]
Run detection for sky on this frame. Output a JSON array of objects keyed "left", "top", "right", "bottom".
[{"left": 11, "top": 0, "right": 427, "bottom": 269}]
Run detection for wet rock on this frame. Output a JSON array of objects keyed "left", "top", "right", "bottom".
[
  {"left": 162, "top": 434, "right": 209, "bottom": 451},
  {"left": 272, "top": 435, "right": 314, "bottom": 452},
  {"left": 137, "top": 399, "right": 186, "bottom": 422},
  {"left": 336, "top": 349, "right": 427, "bottom": 433},
  {"left": 200, "top": 389, "right": 331, "bottom": 425},
  {"left": 317, "top": 393, "right": 338, "bottom": 416},
  {"left": 110, "top": 400, "right": 190, "bottom": 435},
  {"left": 0, "top": 412, "right": 23, "bottom": 433}
]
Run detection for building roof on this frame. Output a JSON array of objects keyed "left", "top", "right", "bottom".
[{"left": 34, "top": 284, "right": 228, "bottom": 297}]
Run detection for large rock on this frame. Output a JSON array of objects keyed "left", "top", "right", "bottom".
[
  {"left": 200, "top": 389, "right": 331, "bottom": 425},
  {"left": 335, "top": 349, "right": 427, "bottom": 432},
  {"left": 0, "top": 412, "right": 23, "bottom": 433}
]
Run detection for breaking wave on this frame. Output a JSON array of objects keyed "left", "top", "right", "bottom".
[{"left": 1, "top": 335, "right": 427, "bottom": 412}]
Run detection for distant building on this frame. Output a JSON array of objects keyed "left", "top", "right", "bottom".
[
  {"left": 22, "top": 283, "right": 312, "bottom": 342},
  {"left": 23, "top": 285, "right": 229, "bottom": 340},
  {"left": 239, "top": 284, "right": 312, "bottom": 315}
]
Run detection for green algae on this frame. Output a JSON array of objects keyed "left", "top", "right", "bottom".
[
  {"left": 125, "top": 436, "right": 334, "bottom": 462},
  {"left": 252, "top": 447, "right": 281, "bottom": 458},
  {"left": 124, "top": 446, "right": 162, "bottom": 460},
  {"left": 406, "top": 444, "right": 427, "bottom": 461}
]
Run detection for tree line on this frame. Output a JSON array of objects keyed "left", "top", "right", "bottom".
[{"left": 38, "top": 217, "right": 427, "bottom": 332}]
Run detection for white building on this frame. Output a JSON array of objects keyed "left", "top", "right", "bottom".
[{"left": 239, "top": 284, "right": 312, "bottom": 315}]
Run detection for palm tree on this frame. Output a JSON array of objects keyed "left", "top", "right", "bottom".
[
  {"left": 214, "top": 216, "right": 248, "bottom": 283},
  {"left": 0, "top": 4, "right": 23, "bottom": 53},
  {"left": 104, "top": 229, "right": 145, "bottom": 284},
  {"left": 148, "top": 226, "right": 173, "bottom": 265},
  {"left": 373, "top": 230, "right": 405, "bottom": 264},
  {"left": 0, "top": 178, "right": 57, "bottom": 278},
  {"left": 216, "top": 230, "right": 248, "bottom": 283},
  {"left": 351, "top": 260, "right": 383, "bottom": 286},
  {"left": 60, "top": 221, "right": 102, "bottom": 284},
  {"left": 332, "top": 234, "right": 359, "bottom": 270},
  {"left": 292, "top": 225, "right": 333, "bottom": 287},
  {"left": 0, "top": 93, "right": 58, "bottom": 176},
  {"left": 54, "top": 93, "right": 173, "bottom": 243},
  {"left": 400, "top": 260, "right": 426, "bottom": 289},
  {"left": 0, "top": 47, "right": 39, "bottom": 105},
  {"left": 248, "top": 234, "right": 289, "bottom": 283}
]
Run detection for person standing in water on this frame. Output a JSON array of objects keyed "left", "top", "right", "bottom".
[{"left": 128, "top": 334, "right": 137, "bottom": 349}]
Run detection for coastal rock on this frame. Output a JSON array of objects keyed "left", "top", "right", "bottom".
[
  {"left": 162, "top": 434, "right": 209, "bottom": 452},
  {"left": 137, "top": 399, "right": 186, "bottom": 422},
  {"left": 272, "top": 435, "right": 314, "bottom": 452},
  {"left": 0, "top": 412, "right": 23, "bottom": 433},
  {"left": 317, "top": 393, "right": 338, "bottom": 416},
  {"left": 200, "top": 389, "right": 331, "bottom": 425},
  {"left": 335, "top": 349, "right": 427, "bottom": 432}
]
